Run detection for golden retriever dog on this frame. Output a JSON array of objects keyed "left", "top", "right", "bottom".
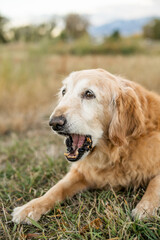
[{"left": 12, "top": 69, "right": 160, "bottom": 224}]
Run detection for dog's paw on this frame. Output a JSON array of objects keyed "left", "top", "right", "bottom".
[
  {"left": 12, "top": 198, "right": 46, "bottom": 224},
  {"left": 132, "top": 200, "right": 157, "bottom": 220}
]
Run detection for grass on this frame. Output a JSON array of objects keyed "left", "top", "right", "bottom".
[
  {"left": 1, "top": 131, "right": 160, "bottom": 240},
  {"left": 0, "top": 44, "right": 160, "bottom": 239}
]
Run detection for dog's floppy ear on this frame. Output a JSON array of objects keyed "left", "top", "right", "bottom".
[{"left": 108, "top": 87, "right": 145, "bottom": 146}]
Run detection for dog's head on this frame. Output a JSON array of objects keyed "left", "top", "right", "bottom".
[{"left": 49, "top": 69, "right": 145, "bottom": 162}]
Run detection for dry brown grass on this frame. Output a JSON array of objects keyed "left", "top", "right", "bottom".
[{"left": 0, "top": 44, "right": 160, "bottom": 134}]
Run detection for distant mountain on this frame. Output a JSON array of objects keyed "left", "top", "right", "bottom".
[{"left": 89, "top": 17, "right": 159, "bottom": 37}]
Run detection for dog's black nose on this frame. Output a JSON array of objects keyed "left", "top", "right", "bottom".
[{"left": 49, "top": 115, "right": 67, "bottom": 131}]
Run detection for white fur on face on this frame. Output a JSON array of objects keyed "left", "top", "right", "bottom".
[{"left": 50, "top": 73, "right": 107, "bottom": 146}]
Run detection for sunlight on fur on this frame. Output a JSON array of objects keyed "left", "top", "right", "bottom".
[{"left": 12, "top": 68, "right": 160, "bottom": 223}]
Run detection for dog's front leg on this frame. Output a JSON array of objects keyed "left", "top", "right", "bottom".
[
  {"left": 132, "top": 174, "right": 160, "bottom": 219},
  {"left": 12, "top": 168, "right": 88, "bottom": 224}
]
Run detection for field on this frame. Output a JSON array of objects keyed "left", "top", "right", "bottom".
[{"left": 0, "top": 44, "right": 160, "bottom": 239}]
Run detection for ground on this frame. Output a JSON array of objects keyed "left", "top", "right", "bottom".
[
  {"left": 0, "top": 45, "right": 160, "bottom": 239},
  {"left": 1, "top": 130, "right": 160, "bottom": 239}
]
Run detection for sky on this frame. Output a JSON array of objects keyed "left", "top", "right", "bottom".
[{"left": 1, "top": 0, "right": 160, "bottom": 26}]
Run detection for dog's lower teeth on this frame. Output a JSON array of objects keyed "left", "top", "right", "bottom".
[{"left": 64, "top": 152, "right": 70, "bottom": 157}]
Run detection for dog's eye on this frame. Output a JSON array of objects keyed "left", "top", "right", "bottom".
[
  {"left": 83, "top": 90, "right": 95, "bottom": 99},
  {"left": 62, "top": 88, "right": 66, "bottom": 96}
]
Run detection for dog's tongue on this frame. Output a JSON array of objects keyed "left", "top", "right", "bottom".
[{"left": 71, "top": 134, "right": 85, "bottom": 150}]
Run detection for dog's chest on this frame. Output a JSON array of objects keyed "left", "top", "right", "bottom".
[
  {"left": 88, "top": 165, "right": 132, "bottom": 189},
  {"left": 75, "top": 160, "right": 133, "bottom": 189}
]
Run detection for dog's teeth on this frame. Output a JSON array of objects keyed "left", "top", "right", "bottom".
[
  {"left": 64, "top": 152, "right": 69, "bottom": 157},
  {"left": 86, "top": 137, "right": 91, "bottom": 143}
]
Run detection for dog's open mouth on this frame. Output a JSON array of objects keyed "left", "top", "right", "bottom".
[{"left": 64, "top": 134, "right": 92, "bottom": 162}]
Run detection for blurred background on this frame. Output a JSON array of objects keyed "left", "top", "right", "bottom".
[
  {"left": 0, "top": 0, "right": 160, "bottom": 134},
  {"left": 1, "top": 2, "right": 160, "bottom": 238}
]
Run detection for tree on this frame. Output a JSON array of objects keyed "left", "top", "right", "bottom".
[
  {"left": 0, "top": 14, "right": 9, "bottom": 43},
  {"left": 109, "top": 30, "right": 121, "bottom": 40},
  {"left": 143, "top": 18, "right": 160, "bottom": 40},
  {"left": 12, "top": 21, "right": 56, "bottom": 42},
  {"left": 64, "top": 13, "right": 89, "bottom": 39}
]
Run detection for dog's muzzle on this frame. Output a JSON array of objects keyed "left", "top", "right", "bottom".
[{"left": 49, "top": 115, "right": 93, "bottom": 162}]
